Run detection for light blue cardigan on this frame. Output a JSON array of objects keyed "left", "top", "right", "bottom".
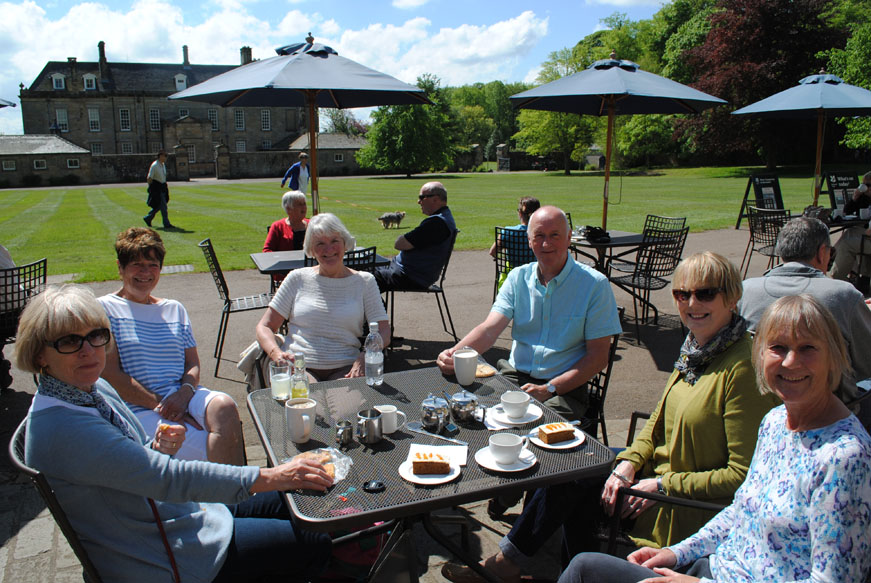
[{"left": 25, "top": 379, "right": 261, "bottom": 583}]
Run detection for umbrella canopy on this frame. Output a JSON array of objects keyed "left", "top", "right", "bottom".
[
  {"left": 511, "top": 56, "right": 726, "bottom": 229},
  {"left": 170, "top": 35, "right": 430, "bottom": 213},
  {"left": 0, "top": 98, "right": 16, "bottom": 108},
  {"left": 732, "top": 73, "right": 871, "bottom": 205}
]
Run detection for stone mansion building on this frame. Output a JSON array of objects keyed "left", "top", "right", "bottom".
[{"left": 17, "top": 41, "right": 309, "bottom": 179}]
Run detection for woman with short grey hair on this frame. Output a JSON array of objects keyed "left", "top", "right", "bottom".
[
  {"left": 256, "top": 213, "right": 390, "bottom": 382},
  {"left": 263, "top": 190, "right": 309, "bottom": 252}
]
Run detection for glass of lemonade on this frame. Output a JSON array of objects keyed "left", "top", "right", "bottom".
[{"left": 269, "top": 361, "right": 291, "bottom": 402}]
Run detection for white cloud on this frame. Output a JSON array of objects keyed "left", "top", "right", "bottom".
[
  {"left": 0, "top": 2, "right": 550, "bottom": 134},
  {"left": 523, "top": 65, "right": 542, "bottom": 85},
  {"left": 393, "top": 0, "right": 429, "bottom": 8}
]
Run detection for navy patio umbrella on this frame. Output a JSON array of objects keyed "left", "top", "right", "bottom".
[
  {"left": 732, "top": 72, "right": 871, "bottom": 206},
  {"left": 0, "top": 98, "right": 16, "bottom": 108},
  {"left": 510, "top": 54, "right": 726, "bottom": 229},
  {"left": 170, "top": 35, "right": 430, "bottom": 214}
]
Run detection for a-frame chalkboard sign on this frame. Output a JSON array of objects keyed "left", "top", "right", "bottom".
[{"left": 736, "top": 174, "right": 785, "bottom": 228}]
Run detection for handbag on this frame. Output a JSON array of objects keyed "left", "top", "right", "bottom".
[{"left": 583, "top": 226, "right": 611, "bottom": 243}]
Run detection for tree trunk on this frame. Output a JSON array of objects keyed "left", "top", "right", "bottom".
[{"left": 563, "top": 151, "right": 571, "bottom": 175}]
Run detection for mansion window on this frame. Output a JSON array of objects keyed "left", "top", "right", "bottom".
[
  {"left": 235, "top": 140, "right": 246, "bottom": 152},
  {"left": 33, "top": 159, "right": 47, "bottom": 170},
  {"left": 83, "top": 75, "right": 97, "bottom": 90},
  {"left": 261, "top": 109, "right": 271, "bottom": 131},
  {"left": 174, "top": 74, "right": 187, "bottom": 91},
  {"left": 121, "top": 142, "right": 133, "bottom": 154},
  {"left": 51, "top": 74, "right": 65, "bottom": 90},
  {"left": 208, "top": 109, "right": 218, "bottom": 131},
  {"left": 178, "top": 108, "right": 189, "bottom": 119},
  {"left": 261, "top": 139, "right": 272, "bottom": 150},
  {"left": 149, "top": 108, "right": 160, "bottom": 132},
  {"left": 119, "top": 108, "right": 131, "bottom": 131},
  {"left": 56, "top": 109, "right": 69, "bottom": 132},
  {"left": 88, "top": 108, "right": 101, "bottom": 132},
  {"left": 2, "top": 161, "right": 16, "bottom": 171},
  {"left": 90, "top": 143, "right": 103, "bottom": 155},
  {"left": 186, "top": 145, "right": 196, "bottom": 163},
  {"left": 334, "top": 153, "right": 344, "bottom": 162},
  {"left": 234, "top": 109, "right": 245, "bottom": 131},
  {"left": 67, "top": 159, "right": 80, "bottom": 169}
]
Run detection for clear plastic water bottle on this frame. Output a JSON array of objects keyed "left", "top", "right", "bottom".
[
  {"left": 364, "top": 321, "right": 384, "bottom": 386},
  {"left": 291, "top": 353, "right": 310, "bottom": 399}
]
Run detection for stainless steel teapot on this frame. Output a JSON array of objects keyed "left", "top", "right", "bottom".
[
  {"left": 420, "top": 393, "right": 449, "bottom": 433},
  {"left": 448, "top": 389, "right": 485, "bottom": 423}
]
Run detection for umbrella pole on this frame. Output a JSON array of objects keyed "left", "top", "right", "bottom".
[
  {"left": 602, "top": 100, "right": 615, "bottom": 230},
  {"left": 307, "top": 92, "right": 320, "bottom": 215},
  {"left": 812, "top": 111, "right": 824, "bottom": 206}
]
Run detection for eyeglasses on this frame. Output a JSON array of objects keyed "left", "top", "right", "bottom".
[
  {"left": 671, "top": 288, "right": 723, "bottom": 302},
  {"left": 48, "top": 328, "right": 111, "bottom": 354},
  {"left": 418, "top": 193, "right": 437, "bottom": 201}
]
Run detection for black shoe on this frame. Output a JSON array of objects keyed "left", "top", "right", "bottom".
[
  {"left": 143, "top": 217, "right": 152, "bottom": 227},
  {"left": 163, "top": 224, "right": 177, "bottom": 229},
  {"left": 487, "top": 498, "right": 509, "bottom": 520}
]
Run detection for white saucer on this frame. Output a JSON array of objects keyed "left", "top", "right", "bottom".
[
  {"left": 528, "top": 426, "right": 586, "bottom": 450},
  {"left": 475, "top": 446, "right": 537, "bottom": 472},
  {"left": 488, "top": 403, "right": 543, "bottom": 425},
  {"left": 398, "top": 460, "right": 461, "bottom": 485}
]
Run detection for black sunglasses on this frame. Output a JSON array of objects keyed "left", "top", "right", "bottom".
[
  {"left": 671, "top": 288, "right": 723, "bottom": 302},
  {"left": 48, "top": 328, "right": 111, "bottom": 354},
  {"left": 418, "top": 193, "right": 437, "bottom": 201}
]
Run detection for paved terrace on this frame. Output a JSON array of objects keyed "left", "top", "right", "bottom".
[{"left": 0, "top": 226, "right": 774, "bottom": 582}]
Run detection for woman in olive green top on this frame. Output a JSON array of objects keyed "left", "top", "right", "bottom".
[
  {"left": 442, "top": 252, "right": 780, "bottom": 583},
  {"left": 602, "top": 251, "right": 780, "bottom": 548}
]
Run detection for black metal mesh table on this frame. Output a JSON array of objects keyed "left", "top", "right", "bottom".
[{"left": 247, "top": 366, "right": 614, "bottom": 532}]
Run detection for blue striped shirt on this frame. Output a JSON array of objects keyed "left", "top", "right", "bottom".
[{"left": 98, "top": 294, "right": 196, "bottom": 413}]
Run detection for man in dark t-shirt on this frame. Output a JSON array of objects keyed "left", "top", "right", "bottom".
[{"left": 374, "top": 181, "right": 457, "bottom": 292}]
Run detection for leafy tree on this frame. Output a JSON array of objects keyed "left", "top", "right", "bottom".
[
  {"left": 616, "top": 115, "right": 678, "bottom": 167},
  {"left": 455, "top": 105, "right": 495, "bottom": 147},
  {"left": 323, "top": 109, "right": 368, "bottom": 136},
  {"left": 356, "top": 75, "right": 452, "bottom": 177},
  {"left": 513, "top": 110, "right": 596, "bottom": 174},
  {"left": 824, "top": 20, "right": 871, "bottom": 149},
  {"left": 679, "top": 0, "right": 847, "bottom": 166}
]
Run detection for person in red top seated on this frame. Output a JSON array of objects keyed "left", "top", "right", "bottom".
[{"left": 264, "top": 191, "right": 309, "bottom": 252}]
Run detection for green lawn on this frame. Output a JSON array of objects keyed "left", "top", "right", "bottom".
[{"left": 0, "top": 166, "right": 853, "bottom": 283}]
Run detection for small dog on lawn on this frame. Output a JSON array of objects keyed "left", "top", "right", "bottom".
[{"left": 378, "top": 211, "right": 406, "bottom": 229}]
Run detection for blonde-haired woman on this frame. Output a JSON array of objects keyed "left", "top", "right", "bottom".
[{"left": 560, "top": 295, "right": 871, "bottom": 582}]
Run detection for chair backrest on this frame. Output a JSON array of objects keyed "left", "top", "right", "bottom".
[
  {"left": 747, "top": 206, "right": 791, "bottom": 246},
  {"left": 303, "top": 246, "right": 377, "bottom": 273},
  {"left": 634, "top": 225, "right": 690, "bottom": 279},
  {"left": 436, "top": 230, "right": 459, "bottom": 287},
  {"left": 585, "top": 333, "right": 620, "bottom": 436},
  {"left": 8, "top": 420, "right": 103, "bottom": 583},
  {"left": 198, "top": 239, "right": 231, "bottom": 304},
  {"left": 565, "top": 212, "right": 574, "bottom": 233},
  {"left": 643, "top": 214, "right": 685, "bottom": 234},
  {"left": 1, "top": 258, "right": 47, "bottom": 343},
  {"left": 494, "top": 226, "right": 536, "bottom": 274}
]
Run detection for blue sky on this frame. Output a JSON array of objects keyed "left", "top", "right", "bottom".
[{"left": 0, "top": 0, "right": 663, "bottom": 134}]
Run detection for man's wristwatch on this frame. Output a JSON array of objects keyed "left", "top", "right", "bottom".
[
  {"left": 545, "top": 382, "right": 557, "bottom": 395},
  {"left": 657, "top": 476, "right": 666, "bottom": 495}
]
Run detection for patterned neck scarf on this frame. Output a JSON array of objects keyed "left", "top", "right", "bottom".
[
  {"left": 674, "top": 313, "right": 748, "bottom": 386},
  {"left": 38, "top": 374, "right": 136, "bottom": 441}
]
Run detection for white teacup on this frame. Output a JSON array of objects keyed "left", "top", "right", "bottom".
[
  {"left": 374, "top": 404, "right": 407, "bottom": 434},
  {"left": 489, "top": 433, "right": 527, "bottom": 464},
  {"left": 285, "top": 398, "right": 316, "bottom": 444},
  {"left": 500, "top": 390, "right": 531, "bottom": 419},
  {"left": 453, "top": 348, "right": 479, "bottom": 386}
]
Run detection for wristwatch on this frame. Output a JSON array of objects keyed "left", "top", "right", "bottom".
[
  {"left": 545, "top": 382, "right": 557, "bottom": 394},
  {"left": 657, "top": 476, "right": 666, "bottom": 495}
]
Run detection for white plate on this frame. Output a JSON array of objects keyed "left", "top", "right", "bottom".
[
  {"left": 475, "top": 446, "right": 537, "bottom": 472},
  {"left": 398, "top": 460, "right": 461, "bottom": 485},
  {"left": 528, "top": 426, "right": 586, "bottom": 450},
  {"left": 488, "top": 403, "right": 543, "bottom": 426}
]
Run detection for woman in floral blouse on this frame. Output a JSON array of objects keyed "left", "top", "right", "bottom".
[{"left": 559, "top": 294, "right": 871, "bottom": 583}]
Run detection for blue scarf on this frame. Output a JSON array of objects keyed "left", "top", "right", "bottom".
[{"left": 38, "top": 374, "right": 136, "bottom": 441}]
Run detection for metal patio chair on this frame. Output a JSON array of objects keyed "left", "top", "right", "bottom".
[
  {"left": 492, "top": 227, "right": 536, "bottom": 300},
  {"left": 303, "top": 246, "right": 378, "bottom": 273},
  {"left": 740, "top": 206, "right": 791, "bottom": 278},
  {"left": 608, "top": 215, "right": 687, "bottom": 275},
  {"left": 199, "top": 238, "right": 272, "bottom": 376},
  {"left": 1, "top": 257, "right": 47, "bottom": 345}
]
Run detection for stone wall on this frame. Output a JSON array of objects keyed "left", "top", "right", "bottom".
[
  {"left": 89, "top": 153, "right": 180, "bottom": 183},
  {"left": 0, "top": 152, "right": 91, "bottom": 188}
]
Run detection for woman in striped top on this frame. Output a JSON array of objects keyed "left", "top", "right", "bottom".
[{"left": 99, "top": 227, "right": 244, "bottom": 464}]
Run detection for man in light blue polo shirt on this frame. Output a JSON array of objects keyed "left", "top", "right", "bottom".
[{"left": 437, "top": 205, "right": 621, "bottom": 421}]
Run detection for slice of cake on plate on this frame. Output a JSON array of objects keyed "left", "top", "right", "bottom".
[
  {"left": 412, "top": 451, "right": 451, "bottom": 475},
  {"left": 538, "top": 422, "right": 575, "bottom": 444}
]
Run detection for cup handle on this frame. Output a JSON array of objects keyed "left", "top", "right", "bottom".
[
  {"left": 302, "top": 414, "right": 312, "bottom": 435},
  {"left": 396, "top": 411, "right": 407, "bottom": 430}
]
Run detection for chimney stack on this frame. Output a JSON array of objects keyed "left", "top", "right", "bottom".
[
  {"left": 240, "top": 46, "right": 252, "bottom": 65},
  {"left": 183, "top": 45, "right": 190, "bottom": 66},
  {"left": 98, "top": 41, "right": 108, "bottom": 80},
  {"left": 67, "top": 57, "right": 77, "bottom": 90}
]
